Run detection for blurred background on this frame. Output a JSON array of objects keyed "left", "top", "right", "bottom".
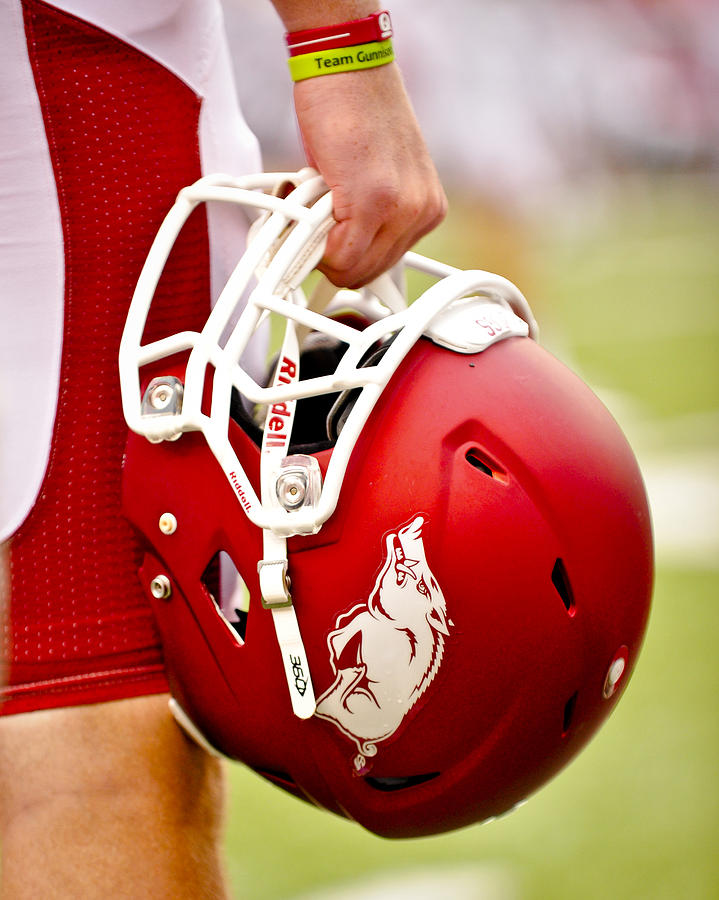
[{"left": 221, "top": 1, "right": 719, "bottom": 897}]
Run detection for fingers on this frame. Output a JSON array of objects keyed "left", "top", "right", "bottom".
[
  {"left": 320, "top": 172, "right": 447, "bottom": 288},
  {"left": 293, "top": 65, "right": 447, "bottom": 288}
]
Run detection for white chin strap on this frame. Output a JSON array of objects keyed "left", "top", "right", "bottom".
[{"left": 258, "top": 307, "right": 316, "bottom": 719}]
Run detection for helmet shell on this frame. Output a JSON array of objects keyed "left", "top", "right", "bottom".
[{"left": 123, "top": 334, "right": 652, "bottom": 837}]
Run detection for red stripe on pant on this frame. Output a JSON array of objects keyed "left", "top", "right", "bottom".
[{"left": 2, "top": 0, "right": 211, "bottom": 715}]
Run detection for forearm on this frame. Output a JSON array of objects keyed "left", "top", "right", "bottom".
[{"left": 266, "top": 0, "right": 446, "bottom": 287}]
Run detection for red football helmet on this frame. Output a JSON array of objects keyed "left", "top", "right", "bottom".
[{"left": 119, "top": 170, "right": 652, "bottom": 838}]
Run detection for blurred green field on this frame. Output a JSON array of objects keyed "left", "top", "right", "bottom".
[{"left": 225, "top": 175, "right": 719, "bottom": 900}]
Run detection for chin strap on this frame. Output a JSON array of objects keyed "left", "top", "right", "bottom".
[
  {"left": 254, "top": 262, "right": 420, "bottom": 720},
  {"left": 258, "top": 531, "right": 316, "bottom": 720},
  {"left": 258, "top": 300, "right": 316, "bottom": 720}
]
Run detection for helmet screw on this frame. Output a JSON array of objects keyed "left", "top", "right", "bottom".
[
  {"left": 150, "top": 574, "right": 172, "bottom": 600},
  {"left": 141, "top": 376, "right": 184, "bottom": 421},
  {"left": 602, "top": 647, "right": 628, "bottom": 699},
  {"left": 158, "top": 512, "right": 178, "bottom": 535},
  {"left": 148, "top": 383, "right": 175, "bottom": 410},
  {"left": 276, "top": 471, "right": 307, "bottom": 510}
]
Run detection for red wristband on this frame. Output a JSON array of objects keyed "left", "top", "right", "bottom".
[{"left": 286, "top": 10, "right": 393, "bottom": 57}]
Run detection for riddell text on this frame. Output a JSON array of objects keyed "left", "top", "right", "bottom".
[{"left": 265, "top": 357, "right": 297, "bottom": 449}]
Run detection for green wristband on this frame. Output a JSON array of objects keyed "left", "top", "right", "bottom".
[{"left": 288, "top": 39, "right": 395, "bottom": 82}]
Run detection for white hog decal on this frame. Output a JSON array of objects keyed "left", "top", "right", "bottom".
[{"left": 315, "top": 516, "right": 450, "bottom": 770}]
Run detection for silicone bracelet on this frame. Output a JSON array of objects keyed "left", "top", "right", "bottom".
[
  {"left": 288, "top": 39, "right": 395, "bottom": 82},
  {"left": 286, "top": 11, "right": 392, "bottom": 57}
]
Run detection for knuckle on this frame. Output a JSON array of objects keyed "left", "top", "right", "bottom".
[
  {"left": 434, "top": 187, "right": 449, "bottom": 224},
  {"left": 369, "top": 182, "right": 403, "bottom": 218},
  {"left": 325, "top": 239, "right": 362, "bottom": 274},
  {"left": 403, "top": 181, "right": 447, "bottom": 231},
  {"left": 412, "top": 184, "right": 448, "bottom": 238}
]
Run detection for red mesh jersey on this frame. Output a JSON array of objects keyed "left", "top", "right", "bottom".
[{"left": 1, "top": 0, "right": 211, "bottom": 714}]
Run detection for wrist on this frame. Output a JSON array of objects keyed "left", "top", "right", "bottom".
[
  {"left": 285, "top": 10, "right": 394, "bottom": 82},
  {"left": 286, "top": 10, "right": 391, "bottom": 56}
]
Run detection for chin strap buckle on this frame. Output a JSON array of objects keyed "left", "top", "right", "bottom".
[
  {"left": 258, "top": 558, "right": 293, "bottom": 609},
  {"left": 258, "top": 542, "right": 316, "bottom": 720}
]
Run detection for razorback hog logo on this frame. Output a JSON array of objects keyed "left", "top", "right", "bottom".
[{"left": 315, "top": 516, "right": 450, "bottom": 770}]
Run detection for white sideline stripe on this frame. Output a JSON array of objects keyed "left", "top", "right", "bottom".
[
  {"left": 290, "top": 863, "right": 517, "bottom": 900},
  {"left": 570, "top": 312, "right": 719, "bottom": 343},
  {"left": 641, "top": 449, "right": 719, "bottom": 569},
  {"left": 587, "top": 391, "right": 719, "bottom": 570}
]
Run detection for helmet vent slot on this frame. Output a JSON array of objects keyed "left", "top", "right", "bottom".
[
  {"left": 464, "top": 447, "right": 507, "bottom": 482},
  {"left": 464, "top": 446, "right": 509, "bottom": 484},
  {"left": 466, "top": 449, "right": 494, "bottom": 477},
  {"left": 200, "top": 364, "right": 216, "bottom": 419},
  {"left": 201, "top": 551, "right": 250, "bottom": 644},
  {"left": 562, "top": 691, "right": 579, "bottom": 736},
  {"left": 364, "top": 772, "right": 439, "bottom": 792},
  {"left": 551, "top": 558, "right": 575, "bottom": 615},
  {"left": 256, "top": 769, "right": 305, "bottom": 800}
]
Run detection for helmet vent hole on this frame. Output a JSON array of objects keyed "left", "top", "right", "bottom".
[
  {"left": 200, "top": 365, "right": 216, "bottom": 419},
  {"left": 466, "top": 450, "right": 493, "bottom": 477},
  {"left": 201, "top": 551, "right": 250, "bottom": 644},
  {"left": 562, "top": 691, "right": 579, "bottom": 736},
  {"left": 466, "top": 448, "right": 503, "bottom": 479},
  {"left": 364, "top": 772, "right": 440, "bottom": 792},
  {"left": 256, "top": 769, "right": 304, "bottom": 800},
  {"left": 464, "top": 447, "right": 507, "bottom": 482},
  {"left": 552, "top": 558, "right": 575, "bottom": 615}
]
